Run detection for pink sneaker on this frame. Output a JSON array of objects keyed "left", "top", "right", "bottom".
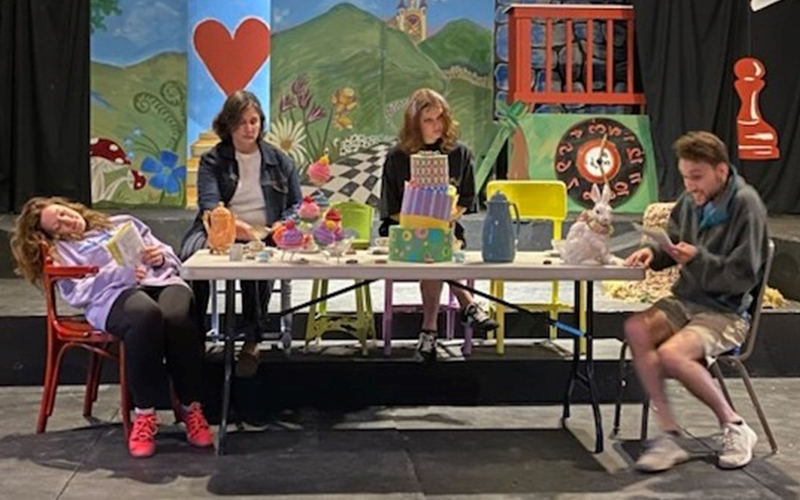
[
  {"left": 181, "top": 402, "right": 214, "bottom": 448},
  {"left": 128, "top": 412, "right": 158, "bottom": 458}
]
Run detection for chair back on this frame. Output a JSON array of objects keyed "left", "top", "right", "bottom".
[
  {"left": 486, "top": 180, "right": 567, "bottom": 238},
  {"left": 734, "top": 238, "right": 775, "bottom": 362},
  {"left": 39, "top": 241, "right": 100, "bottom": 337},
  {"left": 331, "top": 200, "right": 374, "bottom": 250}
]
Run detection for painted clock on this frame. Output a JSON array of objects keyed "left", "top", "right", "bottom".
[{"left": 554, "top": 117, "right": 646, "bottom": 208}]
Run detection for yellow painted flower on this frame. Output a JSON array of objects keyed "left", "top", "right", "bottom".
[
  {"left": 334, "top": 114, "right": 353, "bottom": 130},
  {"left": 331, "top": 87, "right": 358, "bottom": 113},
  {"left": 264, "top": 117, "right": 309, "bottom": 165}
]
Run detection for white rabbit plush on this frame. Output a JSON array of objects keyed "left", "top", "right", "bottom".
[{"left": 552, "top": 183, "right": 622, "bottom": 265}]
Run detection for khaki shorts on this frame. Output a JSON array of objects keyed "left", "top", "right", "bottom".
[{"left": 652, "top": 296, "right": 748, "bottom": 365}]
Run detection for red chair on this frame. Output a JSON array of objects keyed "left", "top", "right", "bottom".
[{"left": 37, "top": 243, "right": 132, "bottom": 436}]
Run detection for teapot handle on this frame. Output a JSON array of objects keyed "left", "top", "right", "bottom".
[{"left": 510, "top": 202, "right": 521, "bottom": 246}]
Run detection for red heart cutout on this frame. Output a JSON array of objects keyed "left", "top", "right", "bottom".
[{"left": 194, "top": 18, "right": 271, "bottom": 96}]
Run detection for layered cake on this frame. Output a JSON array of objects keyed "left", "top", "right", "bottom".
[{"left": 389, "top": 151, "right": 456, "bottom": 263}]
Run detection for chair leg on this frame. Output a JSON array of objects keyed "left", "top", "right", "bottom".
[
  {"left": 445, "top": 291, "right": 455, "bottom": 341},
  {"left": 169, "top": 381, "right": 183, "bottom": 424},
  {"left": 83, "top": 351, "right": 104, "bottom": 418},
  {"left": 612, "top": 341, "right": 629, "bottom": 437},
  {"left": 494, "top": 281, "right": 506, "bottom": 355},
  {"left": 731, "top": 359, "right": 779, "bottom": 453},
  {"left": 461, "top": 279, "right": 474, "bottom": 357},
  {"left": 37, "top": 337, "right": 62, "bottom": 433},
  {"left": 641, "top": 399, "right": 650, "bottom": 441},
  {"left": 118, "top": 343, "right": 131, "bottom": 438},
  {"left": 710, "top": 363, "right": 736, "bottom": 410},
  {"left": 383, "top": 280, "right": 393, "bottom": 357},
  {"left": 305, "top": 279, "right": 322, "bottom": 348}
]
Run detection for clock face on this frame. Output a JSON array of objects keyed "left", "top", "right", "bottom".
[{"left": 554, "top": 117, "right": 646, "bottom": 208}]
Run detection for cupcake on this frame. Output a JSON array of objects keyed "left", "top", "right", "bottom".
[
  {"left": 324, "top": 208, "right": 342, "bottom": 226},
  {"left": 307, "top": 154, "right": 331, "bottom": 186},
  {"left": 297, "top": 195, "right": 321, "bottom": 222},
  {"left": 311, "top": 190, "right": 330, "bottom": 212},
  {"left": 277, "top": 220, "right": 304, "bottom": 249},
  {"left": 313, "top": 220, "right": 338, "bottom": 247}
]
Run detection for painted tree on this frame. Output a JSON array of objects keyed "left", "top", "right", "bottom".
[{"left": 90, "top": 0, "right": 121, "bottom": 34}]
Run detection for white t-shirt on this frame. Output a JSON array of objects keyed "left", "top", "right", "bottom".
[{"left": 228, "top": 150, "right": 267, "bottom": 228}]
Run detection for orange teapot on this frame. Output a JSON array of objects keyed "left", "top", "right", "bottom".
[{"left": 202, "top": 202, "right": 236, "bottom": 254}]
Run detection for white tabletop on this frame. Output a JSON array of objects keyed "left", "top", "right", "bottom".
[{"left": 181, "top": 250, "right": 645, "bottom": 282}]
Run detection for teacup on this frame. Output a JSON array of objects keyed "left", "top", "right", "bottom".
[{"left": 373, "top": 236, "right": 389, "bottom": 248}]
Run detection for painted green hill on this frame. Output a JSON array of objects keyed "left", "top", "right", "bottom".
[
  {"left": 90, "top": 52, "right": 187, "bottom": 206},
  {"left": 271, "top": 3, "right": 446, "bottom": 140},
  {"left": 420, "top": 19, "right": 493, "bottom": 76}
]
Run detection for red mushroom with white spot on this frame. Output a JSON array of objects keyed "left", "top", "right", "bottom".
[{"left": 89, "top": 137, "right": 132, "bottom": 201}]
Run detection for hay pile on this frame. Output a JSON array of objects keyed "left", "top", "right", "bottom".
[{"left": 603, "top": 203, "right": 786, "bottom": 308}]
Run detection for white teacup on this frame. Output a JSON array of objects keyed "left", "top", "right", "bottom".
[{"left": 373, "top": 237, "right": 389, "bottom": 248}]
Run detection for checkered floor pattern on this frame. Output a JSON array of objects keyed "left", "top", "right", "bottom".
[{"left": 300, "top": 142, "right": 391, "bottom": 208}]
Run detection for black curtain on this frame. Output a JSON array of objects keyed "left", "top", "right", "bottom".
[
  {"left": 0, "top": 0, "right": 91, "bottom": 214},
  {"left": 738, "top": 0, "right": 800, "bottom": 214},
  {"left": 633, "top": 0, "right": 749, "bottom": 201}
]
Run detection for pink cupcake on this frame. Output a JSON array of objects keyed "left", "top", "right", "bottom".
[
  {"left": 297, "top": 195, "right": 321, "bottom": 222},
  {"left": 307, "top": 155, "right": 331, "bottom": 186}
]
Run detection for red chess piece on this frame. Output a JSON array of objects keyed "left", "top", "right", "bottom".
[{"left": 734, "top": 57, "right": 780, "bottom": 160}]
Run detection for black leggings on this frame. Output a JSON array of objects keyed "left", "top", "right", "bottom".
[{"left": 105, "top": 285, "right": 203, "bottom": 408}]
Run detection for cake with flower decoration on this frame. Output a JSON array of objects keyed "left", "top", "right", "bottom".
[{"left": 389, "top": 151, "right": 456, "bottom": 263}]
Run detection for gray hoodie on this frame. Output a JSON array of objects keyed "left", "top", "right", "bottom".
[{"left": 650, "top": 168, "right": 769, "bottom": 316}]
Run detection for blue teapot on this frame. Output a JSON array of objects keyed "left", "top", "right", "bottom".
[{"left": 482, "top": 191, "right": 520, "bottom": 263}]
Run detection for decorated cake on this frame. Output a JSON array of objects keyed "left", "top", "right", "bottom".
[{"left": 389, "top": 151, "right": 456, "bottom": 263}]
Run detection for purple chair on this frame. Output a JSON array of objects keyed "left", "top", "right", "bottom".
[{"left": 382, "top": 279, "right": 475, "bottom": 356}]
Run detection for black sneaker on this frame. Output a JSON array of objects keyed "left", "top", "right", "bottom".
[
  {"left": 461, "top": 303, "right": 499, "bottom": 333},
  {"left": 415, "top": 330, "right": 438, "bottom": 362}
]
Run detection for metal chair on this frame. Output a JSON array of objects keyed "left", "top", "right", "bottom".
[{"left": 612, "top": 239, "right": 778, "bottom": 453}]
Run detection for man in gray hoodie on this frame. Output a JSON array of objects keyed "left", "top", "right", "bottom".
[{"left": 624, "top": 131, "right": 769, "bottom": 473}]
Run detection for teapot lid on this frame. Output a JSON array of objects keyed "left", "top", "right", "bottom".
[{"left": 488, "top": 191, "right": 509, "bottom": 203}]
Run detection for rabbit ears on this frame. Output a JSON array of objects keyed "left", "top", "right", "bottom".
[{"left": 590, "top": 183, "right": 613, "bottom": 205}]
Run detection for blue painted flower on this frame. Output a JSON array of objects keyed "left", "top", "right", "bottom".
[{"left": 141, "top": 150, "right": 186, "bottom": 194}]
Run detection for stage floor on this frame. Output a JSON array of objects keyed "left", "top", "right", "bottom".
[{"left": 0, "top": 379, "right": 797, "bottom": 499}]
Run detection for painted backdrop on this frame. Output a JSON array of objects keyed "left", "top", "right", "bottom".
[{"left": 90, "top": 0, "right": 188, "bottom": 207}]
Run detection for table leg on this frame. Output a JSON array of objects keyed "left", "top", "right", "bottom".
[
  {"left": 583, "top": 282, "right": 604, "bottom": 453},
  {"left": 562, "top": 281, "right": 581, "bottom": 422},
  {"left": 217, "top": 279, "right": 236, "bottom": 456}
]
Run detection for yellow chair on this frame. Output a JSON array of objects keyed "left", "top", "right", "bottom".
[
  {"left": 305, "top": 201, "right": 376, "bottom": 354},
  {"left": 485, "top": 180, "right": 577, "bottom": 354}
]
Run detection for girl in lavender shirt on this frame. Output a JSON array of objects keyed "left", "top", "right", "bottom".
[{"left": 11, "top": 197, "right": 213, "bottom": 458}]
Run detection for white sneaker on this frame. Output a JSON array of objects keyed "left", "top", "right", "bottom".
[
  {"left": 718, "top": 421, "right": 758, "bottom": 469},
  {"left": 635, "top": 433, "right": 690, "bottom": 472},
  {"left": 415, "top": 330, "right": 437, "bottom": 362}
]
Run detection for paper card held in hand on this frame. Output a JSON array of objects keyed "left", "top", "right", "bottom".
[
  {"left": 633, "top": 223, "right": 676, "bottom": 252},
  {"left": 106, "top": 221, "right": 145, "bottom": 267}
]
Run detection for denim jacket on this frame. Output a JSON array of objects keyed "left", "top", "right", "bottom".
[{"left": 180, "top": 139, "right": 302, "bottom": 259}]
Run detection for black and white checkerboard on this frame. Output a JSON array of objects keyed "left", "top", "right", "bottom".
[{"left": 301, "top": 142, "right": 391, "bottom": 208}]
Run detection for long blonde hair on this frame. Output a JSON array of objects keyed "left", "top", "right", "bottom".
[
  {"left": 398, "top": 88, "right": 459, "bottom": 155},
  {"left": 10, "top": 197, "right": 112, "bottom": 287}
]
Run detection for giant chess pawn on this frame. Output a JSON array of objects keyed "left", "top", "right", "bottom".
[{"left": 734, "top": 57, "right": 780, "bottom": 160}]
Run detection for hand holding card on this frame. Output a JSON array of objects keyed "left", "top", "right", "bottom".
[{"left": 633, "top": 222, "right": 676, "bottom": 252}]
